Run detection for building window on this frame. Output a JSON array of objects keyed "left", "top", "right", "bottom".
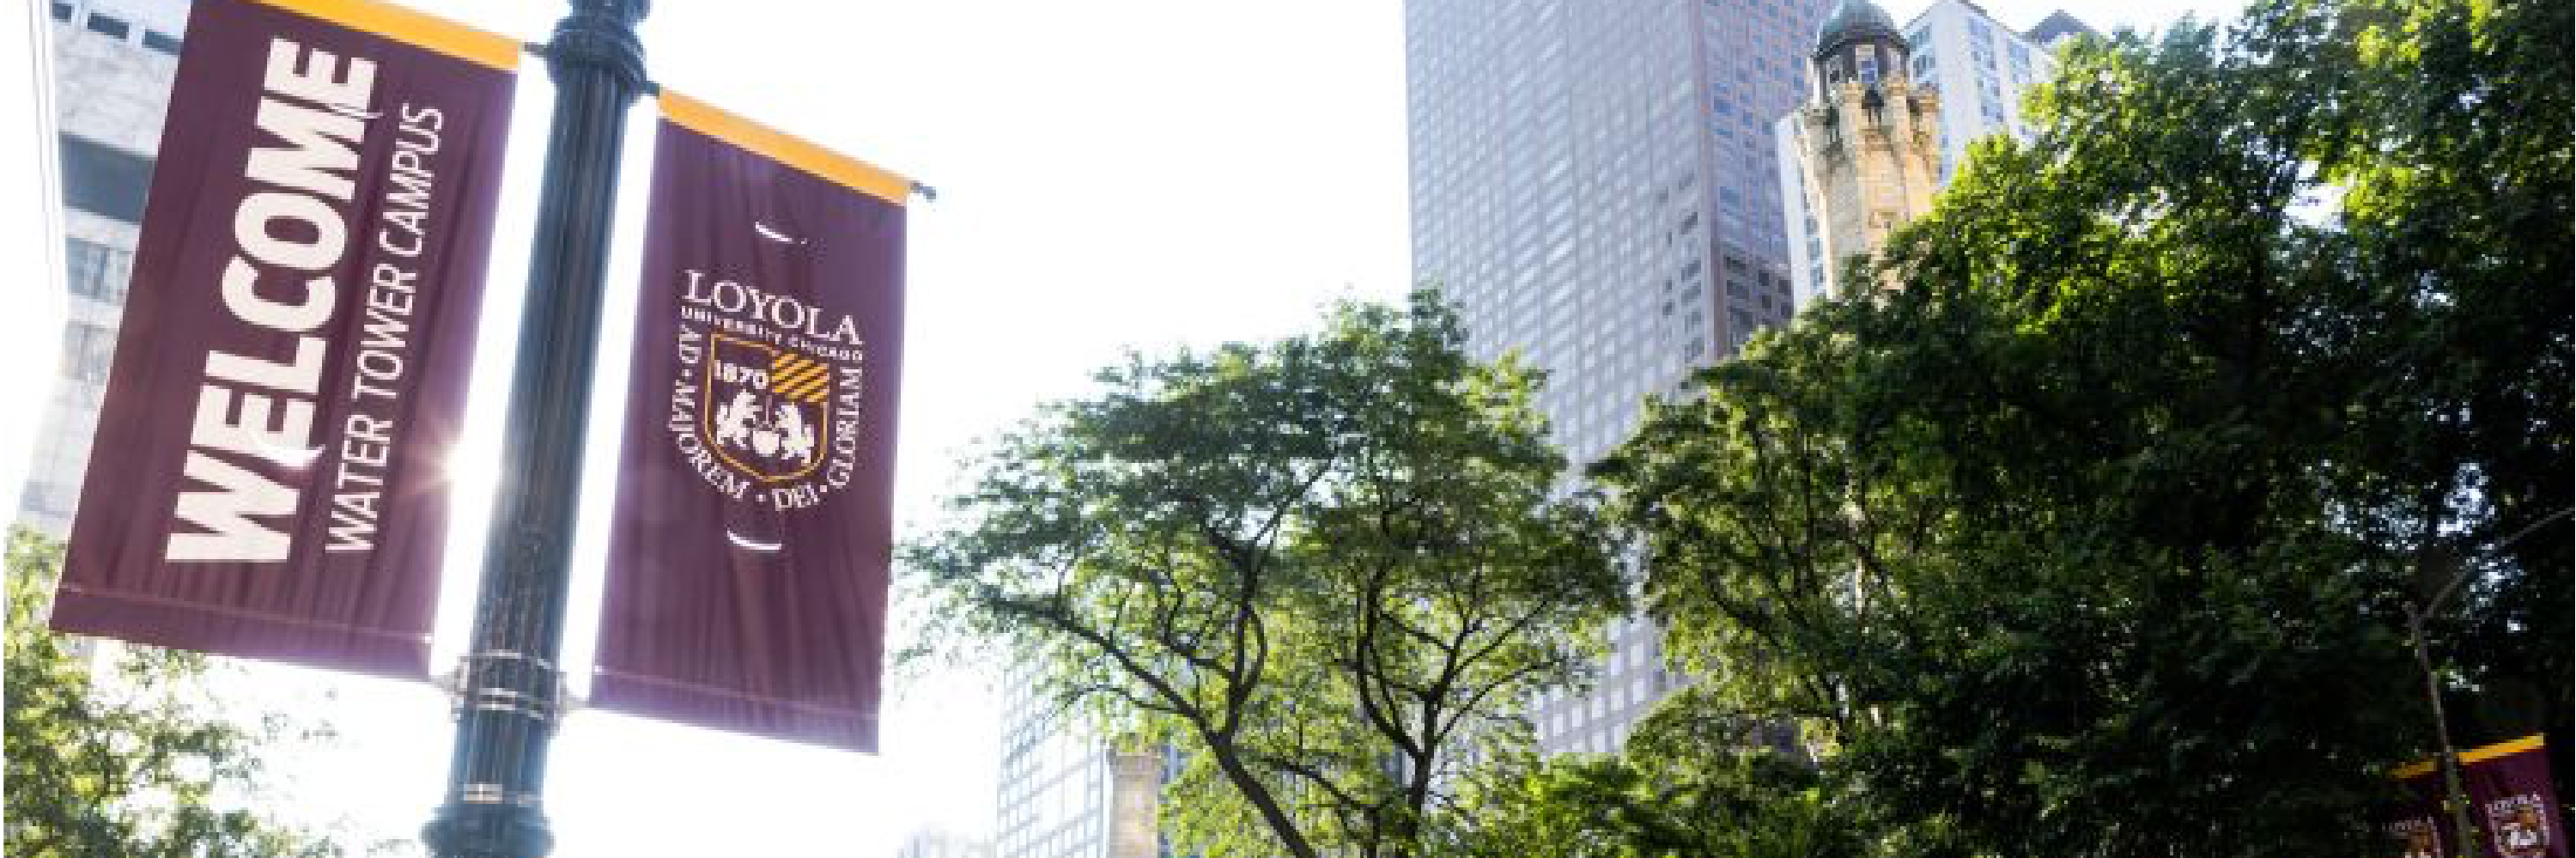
[
  {"left": 58, "top": 135, "right": 152, "bottom": 222},
  {"left": 64, "top": 237, "right": 129, "bottom": 301},
  {"left": 61, "top": 321, "right": 117, "bottom": 383},
  {"left": 84, "top": 12, "right": 127, "bottom": 39},
  {"left": 1856, "top": 51, "right": 1879, "bottom": 87},
  {"left": 143, "top": 30, "right": 181, "bottom": 54},
  {"left": 21, "top": 480, "right": 76, "bottom": 516},
  {"left": 50, "top": 2, "right": 71, "bottom": 21}
]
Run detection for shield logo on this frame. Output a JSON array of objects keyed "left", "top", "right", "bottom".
[
  {"left": 702, "top": 332, "right": 832, "bottom": 482},
  {"left": 2489, "top": 795, "right": 2554, "bottom": 858},
  {"left": 2388, "top": 818, "right": 2444, "bottom": 858}
]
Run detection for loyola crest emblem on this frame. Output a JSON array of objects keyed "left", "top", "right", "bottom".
[
  {"left": 702, "top": 333, "right": 832, "bottom": 482},
  {"left": 2488, "top": 794, "right": 2556, "bottom": 858}
]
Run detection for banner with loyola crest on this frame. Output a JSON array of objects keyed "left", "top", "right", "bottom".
[
  {"left": 56, "top": 0, "right": 518, "bottom": 678},
  {"left": 2385, "top": 734, "right": 2567, "bottom": 858},
  {"left": 593, "top": 91, "right": 907, "bottom": 752}
]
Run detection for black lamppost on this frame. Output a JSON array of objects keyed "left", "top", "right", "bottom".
[{"left": 422, "top": 2, "right": 648, "bottom": 855}]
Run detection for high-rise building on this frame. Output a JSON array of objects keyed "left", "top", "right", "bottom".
[
  {"left": 1780, "top": 0, "right": 1942, "bottom": 301},
  {"left": 992, "top": 660, "right": 1170, "bottom": 858},
  {"left": 25, "top": 0, "right": 190, "bottom": 537},
  {"left": 2022, "top": 9, "right": 2099, "bottom": 52},
  {"left": 1895, "top": 0, "right": 2068, "bottom": 184},
  {"left": 1776, "top": 1, "right": 2085, "bottom": 302},
  {"left": 1403, "top": 0, "right": 1834, "bottom": 755},
  {"left": 898, "top": 829, "right": 997, "bottom": 858}
]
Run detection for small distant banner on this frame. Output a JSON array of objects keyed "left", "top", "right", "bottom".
[
  {"left": 593, "top": 91, "right": 907, "bottom": 752},
  {"left": 2385, "top": 734, "right": 2567, "bottom": 858},
  {"left": 55, "top": 0, "right": 519, "bottom": 678}
]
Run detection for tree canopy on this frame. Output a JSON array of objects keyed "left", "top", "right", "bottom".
[
  {"left": 1441, "top": 685, "right": 1860, "bottom": 858},
  {"left": 1589, "top": 0, "right": 2567, "bottom": 851},
  {"left": 5, "top": 529, "right": 343, "bottom": 857},
  {"left": 908, "top": 291, "right": 1625, "bottom": 857}
]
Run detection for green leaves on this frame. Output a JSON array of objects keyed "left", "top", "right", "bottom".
[
  {"left": 1592, "top": 0, "right": 2566, "bottom": 852},
  {"left": 4, "top": 530, "right": 337, "bottom": 857},
  {"left": 908, "top": 290, "right": 1624, "bottom": 857},
  {"left": 1443, "top": 703, "right": 1862, "bottom": 858}
]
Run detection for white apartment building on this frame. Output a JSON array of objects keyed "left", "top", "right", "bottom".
[{"left": 24, "top": 0, "right": 190, "bottom": 536}]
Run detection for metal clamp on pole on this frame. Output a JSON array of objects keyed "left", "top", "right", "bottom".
[
  {"left": 422, "top": 2, "right": 649, "bottom": 856},
  {"left": 454, "top": 649, "right": 565, "bottom": 722}
]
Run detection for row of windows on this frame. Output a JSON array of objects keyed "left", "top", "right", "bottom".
[
  {"left": 52, "top": 3, "right": 182, "bottom": 55},
  {"left": 66, "top": 237, "right": 131, "bottom": 302},
  {"left": 60, "top": 321, "right": 115, "bottom": 384},
  {"left": 1539, "top": 673, "right": 1668, "bottom": 740},
  {"left": 21, "top": 479, "right": 76, "bottom": 517}
]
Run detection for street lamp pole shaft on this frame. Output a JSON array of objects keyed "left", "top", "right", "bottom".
[{"left": 423, "top": 3, "right": 647, "bottom": 856}]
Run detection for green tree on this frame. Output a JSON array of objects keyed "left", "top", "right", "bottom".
[
  {"left": 1442, "top": 685, "right": 1862, "bottom": 858},
  {"left": 4, "top": 529, "right": 340, "bottom": 857},
  {"left": 1592, "top": 0, "right": 2567, "bottom": 852},
  {"left": 908, "top": 291, "right": 1625, "bottom": 857}
]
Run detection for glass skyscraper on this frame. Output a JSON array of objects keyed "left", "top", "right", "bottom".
[
  {"left": 1403, "top": 0, "right": 1835, "bottom": 755},
  {"left": 991, "top": 659, "right": 1170, "bottom": 858}
]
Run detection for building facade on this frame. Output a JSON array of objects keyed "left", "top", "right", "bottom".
[
  {"left": 1777, "top": 0, "right": 2083, "bottom": 303},
  {"left": 1899, "top": 0, "right": 2066, "bottom": 184},
  {"left": 25, "top": 0, "right": 189, "bottom": 536},
  {"left": 1403, "top": 0, "right": 1834, "bottom": 756},
  {"left": 899, "top": 829, "right": 998, "bottom": 858},
  {"left": 2022, "top": 9, "right": 2099, "bottom": 52},
  {"left": 992, "top": 660, "right": 1170, "bottom": 858}
]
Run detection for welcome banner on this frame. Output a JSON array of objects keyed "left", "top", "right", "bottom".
[
  {"left": 593, "top": 91, "right": 907, "bottom": 752},
  {"left": 56, "top": 0, "right": 518, "bottom": 678},
  {"left": 2387, "top": 734, "right": 2567, "bottom": 858}
]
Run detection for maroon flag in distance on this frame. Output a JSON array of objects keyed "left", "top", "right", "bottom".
[
  {"left": 2462, "top": 736, "right": 2566, "bottom": 858},
  {"left": 592, "top": 91, "right": 907, "bottom": 753},
  {"left": 54, "top": 0, "right": 519, "bottom": 678},
  {"left": 2391, "top": 765, "right": 2458, "bottom": 858},
  {"left": 2388, "top": 735, "right": 2569, "bottom": 858}
]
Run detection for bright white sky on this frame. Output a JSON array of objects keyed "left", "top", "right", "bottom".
[{"left": 4, "top": 0, "right": 2242, "bottom": 854}]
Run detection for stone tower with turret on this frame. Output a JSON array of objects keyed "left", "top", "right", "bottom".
[{"left": 1795, "top": 0, "right": 1941, "bottom": 296}]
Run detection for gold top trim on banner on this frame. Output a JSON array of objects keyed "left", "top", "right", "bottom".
[
  {"left": 249, "top": 0, "right": 521, "bottom": 71},
  {"left": 659, "top": 90, "right": 910, "bottom": 205},
  {"left": 2391, "top": 733, "right": 2547, "bottom": 780}
]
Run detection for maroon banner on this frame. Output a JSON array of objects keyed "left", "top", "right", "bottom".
[
  {"left": 2466, "top": 737, "right": 2566, "bottom": 858},
  {"left": 55, "top": 0, "right": 519, "bottom": 678},
  {"left": 593, "top": 91, "right": 907, "bottom": 752},
  {"left": 2391, "top": 768, "right": 2460, "bottom": 858},
  {"left": 2389, "top": 735, "right": 2567, "bottom": 858}
]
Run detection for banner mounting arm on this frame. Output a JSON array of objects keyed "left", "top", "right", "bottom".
[{"left": 516, "top": 44, "right": 935, "bottom": 204}]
